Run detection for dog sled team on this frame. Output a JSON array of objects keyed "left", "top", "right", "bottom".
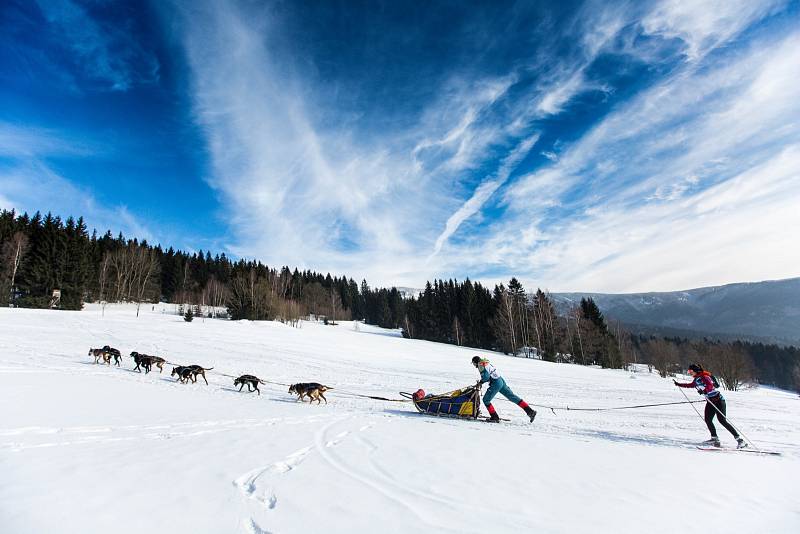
[
  {"left": 87, "top": 344, "right": 745, "bottom": 444},
  {"left": 88, "top": 344, "right": 331, "bottom": 404}
]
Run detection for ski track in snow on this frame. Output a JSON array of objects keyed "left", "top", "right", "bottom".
[
  {"left": 232, "top": 415, "right": 455, "bottom": 532},
  {"left": 310, "top": 416, "right": 465, "bottom": 533},
  {"left": 233, "top": 417, "right": 373, "bottom": 531}
]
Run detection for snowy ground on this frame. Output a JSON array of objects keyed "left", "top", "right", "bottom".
[{"left": 1, "top": 304, "right": 798, "bottom": 533}]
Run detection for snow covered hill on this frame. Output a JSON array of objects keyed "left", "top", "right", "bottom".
[
  {"left": 554, "top": 277, "right": 800, "bottom": 344},
  {"left": 1, "top": 304, "right": 797, "bottom": 533}
]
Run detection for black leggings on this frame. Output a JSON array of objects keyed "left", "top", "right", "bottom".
[{"left": 705, "top": 396, "right": 738, "bottom": 438}]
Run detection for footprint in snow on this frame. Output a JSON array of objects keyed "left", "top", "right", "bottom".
[
  {"left": 325, "top": 430, "right": 350, "bottom": 447},
  {"left": 245, "top": 518, "right": 273, "bottom": 534},
  {"left": 268, "top": 446, "right": 312, "bottom": 473}
]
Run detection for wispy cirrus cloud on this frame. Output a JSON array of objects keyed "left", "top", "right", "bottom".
[
  {"left": 168, "top": 0, "right": 797, "bottom": 292},
  {"left": 0, "top": 121, "right": 96, "bottom": 158},
  {"left": 175, "top": 1, "right": 430, "bottom": 279},
  {"left": 430, "top": 133, "right": 540, "bottom": 259},
  {"left": 172, "top": 0, "right": 636, "bottom": 285},
  {"left": 639, "top": 0, "right": 786, "bottom": 60},
  {"left": 31, "top": 0, "right": 159, "bottom": 91},
  {"left": 467, "top": 22, "right": 800, "bottom": 292}
]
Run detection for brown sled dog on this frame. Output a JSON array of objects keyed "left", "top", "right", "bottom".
[
  {"left": 88, "top": 348, "right": 110, "bottom": 365},
  {"left": 288, "top": 383, "right": 332, "bottom": 404}
]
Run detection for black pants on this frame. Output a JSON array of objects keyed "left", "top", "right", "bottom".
[{"left": 705, "top": 396, "right": 738, "bottom": 438}]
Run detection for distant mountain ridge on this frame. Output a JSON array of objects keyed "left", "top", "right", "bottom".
[{"left": 552, "top": 278, "right": 800, "bottom": 345}]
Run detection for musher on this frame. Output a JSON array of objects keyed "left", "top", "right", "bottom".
[{"left": 472, "top": 356, "right": 536, "bottom": 423}]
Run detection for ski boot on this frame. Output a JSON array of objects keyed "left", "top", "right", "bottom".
[
  {"left": 523, "top": 406, "right": 537, "bottom": 423},
  {"left": 736, "top": 437, "right": 748, "bottom": 449},
  {"left": 702, "top": 437, "right": 721, "bottom": 447},
  {"left": 486, "top": 412, "right": 501, "bottom": 423}
]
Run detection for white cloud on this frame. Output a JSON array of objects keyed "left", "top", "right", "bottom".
[
  {"left": 544, "top": 145, "right": 800, "bottom": 292},
  {"left": 0, "top": 122, "right": 96, "bottom": 158},
  {"left": 174, "top": 2, "right": 599, "bottom": 286},
  {"left": 174, "top": 0, "right": 798, "bottom": 291},
  {"left": 411, "top": 76, "right": 517, "bottom": 175},
  {"left": 536, "top": 72, "right": 586, "bottom": 115},
  {"left": 429, "top": 134, "right": 540, "bottom": 259},
  {"left": 640, "top": 0, "right": 786, "bottom": 60},
  {"left": 473, "top": 28, "right": 800, "bottom": 292},
  {"left": 176, "top": 1, "right": 434, "bottom": 283}
]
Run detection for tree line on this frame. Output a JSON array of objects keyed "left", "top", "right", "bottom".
[
  {"left": 0, "top": 209, "right": 381, "bottom": 323},
  {"left": 400, "top": 277, "right": 625, "bottom": 367},
  {"left": 1, "top": 209, "right": 797, "bottom": 392},
  {"left": 633, "top": 336, "right": 800, "bottom": 392}
]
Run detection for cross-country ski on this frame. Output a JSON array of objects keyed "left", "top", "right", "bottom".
[{"left": 696, "top": 446, "right": 782, "bottom": 456}]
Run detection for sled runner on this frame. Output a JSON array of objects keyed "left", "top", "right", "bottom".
[{"left": 400, "top": 385, "right": 481, "bottom": 419}]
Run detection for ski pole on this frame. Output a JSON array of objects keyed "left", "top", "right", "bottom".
[{"left": 678, "top": 386, "right": 706, "bottom": 422}]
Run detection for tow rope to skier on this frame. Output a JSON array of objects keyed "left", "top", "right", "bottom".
[
  {"left": 129, "top": 356, "right": 706, "bottom": 413},
  {"left": 500, "top": 398, "right": 706, "bottom": 416}
]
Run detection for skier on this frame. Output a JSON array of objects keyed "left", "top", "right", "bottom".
[
  {"left": 674, "top": 363, "right": 746, "bottom": 448},
  {"left": 472, "top": 356, "right": 536, "bottom": 423}
]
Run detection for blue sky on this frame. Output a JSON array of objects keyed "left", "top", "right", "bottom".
[{"left": 1, "top": 0, "right": 799, "bottom": 292}]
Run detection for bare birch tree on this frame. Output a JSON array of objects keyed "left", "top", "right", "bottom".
[
  {"left": 492, "top": 288, "right": 518, "bottom": 355},
  {"left": 101, "top": 244, "right": 160, "bottom": 316},
  {"left": 452, "top": 316, "right": 463, "bottom": 346},
  {"left": 98, "top": 253, "right": 111, "bottom": 316},
  {"left": 201, "top": 277, "right": 229, "bottom": 317},
  {"left": 2, "top": 231, "right": 29, "bottom": 307}
]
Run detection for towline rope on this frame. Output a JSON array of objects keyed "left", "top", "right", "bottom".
[
  {"left": 337, "top": 390, "right": 412, "bottom": 402},
  {"left": 119, "top": 354, "right": 705, "bottom": 412},
  {"left": 397, "top": 387, "right": 706, "bottom": 414},
  {"left": 212, "top": 371, "right": 291, "bottom": 387},
  {"left": 494, "top": 397, "right": 707, "bottom": 415}
]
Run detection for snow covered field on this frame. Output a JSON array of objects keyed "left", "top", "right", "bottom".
[{"left": 1, "top": 304, "right": 798, "bottom": 534}]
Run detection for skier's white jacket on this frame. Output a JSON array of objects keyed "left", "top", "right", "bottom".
[{"left": 478, "top": 361, "right": 501, "bottom": 382}]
